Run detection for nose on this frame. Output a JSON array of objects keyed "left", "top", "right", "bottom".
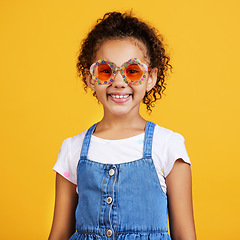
[{"left": 111, "top": 69, "right": 128, "bottom": 88}]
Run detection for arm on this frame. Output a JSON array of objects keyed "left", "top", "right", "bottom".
[
  {"left": 48, "top": 173, "right": 78, "bottom": 240},
  {"left": 166, "top": 159, "right": 197, "bottom": 240}
]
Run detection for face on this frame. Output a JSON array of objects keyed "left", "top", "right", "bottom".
[{"left": 87, "top": 38, "right": 157, "bottom": 117}]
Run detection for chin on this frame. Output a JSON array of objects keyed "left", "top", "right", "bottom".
[
  {"left": 107, "top": 105, "right": 138, "bottom": 117},
  {"left": 110, "top": 109, "right": 130, "bottom": 117}
]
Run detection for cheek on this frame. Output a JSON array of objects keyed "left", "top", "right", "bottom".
[
  {"left": 95, "top": 86, "right": 108, "bottom": 99},
  {"left": 132, "top": 85, "right": 147, "bottom": 98}
]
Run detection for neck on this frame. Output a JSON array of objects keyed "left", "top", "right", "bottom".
[{"left": 97, "top": 109, "right": 147, "bottom": 132}]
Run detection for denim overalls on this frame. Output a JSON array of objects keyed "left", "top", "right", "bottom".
[{"left": 70, "top": 121, "right": 171, "bottom": 240}]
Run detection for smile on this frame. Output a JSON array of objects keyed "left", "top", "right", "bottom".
[
  {"left": 108, "top": 94, "right": 132, "bottom": 103},
  {"left": 110, "top": 94, "right": 130, "bottom": 99}
]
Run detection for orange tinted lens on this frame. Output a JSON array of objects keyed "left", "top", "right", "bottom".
[
  {"left": 96, "top": 63, "right": 112, "bottom": 81},
  {"left": 125, "top": 64, "right": 143, "bottom": 81}
]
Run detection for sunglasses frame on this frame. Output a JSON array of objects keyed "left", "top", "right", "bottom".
[{"left": 90, "top": 58, "right": 150, "bottom": 85}]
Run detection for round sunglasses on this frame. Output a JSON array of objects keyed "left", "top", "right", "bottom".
[{"left": 90, "top": 58, "right": 151, "bottom": 85}]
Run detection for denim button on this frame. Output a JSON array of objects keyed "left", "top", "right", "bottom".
[
  {"left": 109, "top": 168, "right": 115, "bottom": 177},
  {"left": 106, "top": 229, "right": 112, "bottom": 237},
  {"left": 107, "top": 196, "right": 112, "bottom": 204}
]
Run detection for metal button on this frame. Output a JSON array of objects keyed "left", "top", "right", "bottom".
[
  {"left": 109, "top": 168, "right": 115, "bottom": 177},
  {"left": 106, "top": 196, "right": 113, "bottom": 205},
  {"left": 106, "top": 228, "right": 112, "bottom": 237}
]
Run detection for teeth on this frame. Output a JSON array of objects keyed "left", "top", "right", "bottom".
[{"left": 111, "top": 94, "right": 129, "bottom": 99}]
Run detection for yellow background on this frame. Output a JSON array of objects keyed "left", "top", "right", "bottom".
[{"left": 1, "top": 0, "right": 239, "bottom": 239}]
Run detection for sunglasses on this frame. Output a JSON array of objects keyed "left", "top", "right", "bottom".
[{"left": 90, "top": 58, "right": 151, "bottom": 85}]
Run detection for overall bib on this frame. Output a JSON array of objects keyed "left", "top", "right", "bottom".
[{"left": 70, "top": 121, "right": 171, "bottom": 240}]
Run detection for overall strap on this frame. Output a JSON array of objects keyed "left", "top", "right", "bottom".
[
  {"left": 143, "top": 121, "right": 156, "bottom": 159},
  {"left": 80, "top": 123, "right": 98, "bottom": 160}
]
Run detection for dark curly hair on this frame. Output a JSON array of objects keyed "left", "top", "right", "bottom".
[{"left": 76, "top": 11, "right": 172, "bottom": 112}]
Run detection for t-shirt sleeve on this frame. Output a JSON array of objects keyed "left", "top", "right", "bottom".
[
  {"left": 164, "top": 132, "right": 191, "bottom": 177},
  {"left": 53, "top": 138, "right": 77, "bottom": 185}
]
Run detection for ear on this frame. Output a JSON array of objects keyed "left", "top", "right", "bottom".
[
  {"left": 146, "top": 67, "right": 158, "bottom": 91},
  {"left": 85, "top": 69, "right": 95, "bottom": 91}
]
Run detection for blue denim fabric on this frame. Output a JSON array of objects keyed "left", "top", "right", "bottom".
[{"left": 69, "top": 121, "right": 171, "bottom": 240}]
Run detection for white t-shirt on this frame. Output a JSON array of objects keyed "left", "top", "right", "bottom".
[{"left": 53, "top": 124, "right": 191, "bottom": 194}]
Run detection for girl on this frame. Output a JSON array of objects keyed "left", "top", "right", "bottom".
[{"left": 49, "top": 11, "right": 196, "bottom": 240}]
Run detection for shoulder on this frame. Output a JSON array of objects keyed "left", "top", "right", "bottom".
[
  {"left": 53, "top": 130, "right": 88, "bottom": 184},
  {"left": 152, "top": 123, "right": 186, "bottom": 159},
  {"left": 60, "top": 130, "right": 87, "bottom": 151},
  {"left": 152, "top": 123, "right": 190, "bottom": 177},
  {"left": 57, "top": 130, "right": 87, "bottom": 163},
  {"left": 153, "top": 124, "right": 185, "bottom": 145}
]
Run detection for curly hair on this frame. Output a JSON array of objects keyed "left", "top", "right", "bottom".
[{"left": 76, "top": 11, "right": 172, "bottom": 112}]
